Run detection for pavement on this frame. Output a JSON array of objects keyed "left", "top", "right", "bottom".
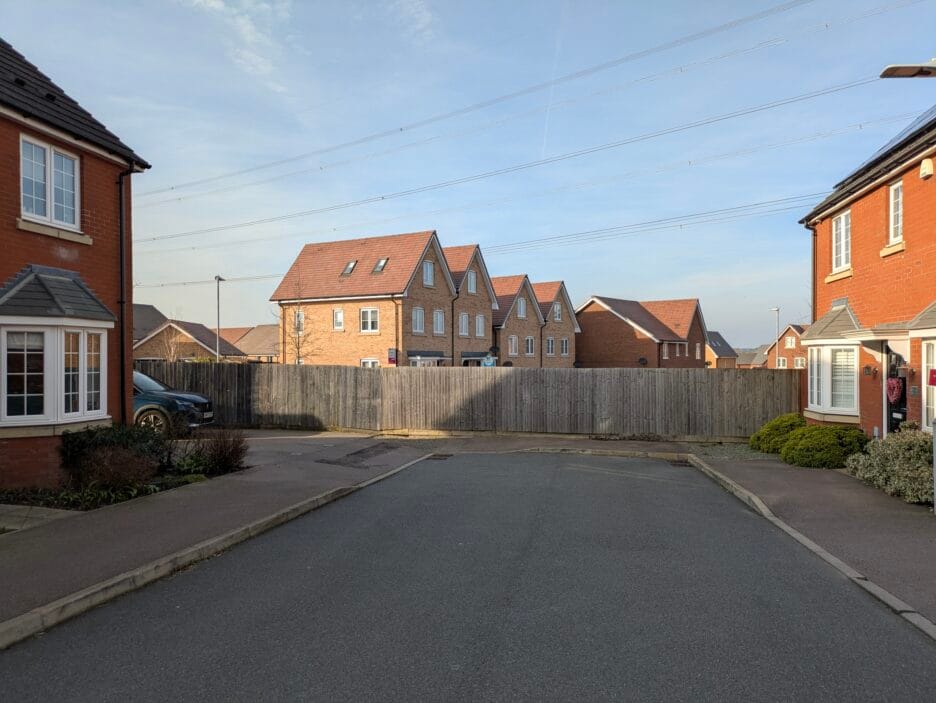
[
  {"left": 0, "top": 503, "right": 76, "bottom": 532},
  {"left": 1, "top": 452, "right": 935, "bottom": 702}
]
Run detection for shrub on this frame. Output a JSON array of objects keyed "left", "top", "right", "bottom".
[
  {"left": 749, "top": 413, "right": 806, "bottom": 453},
  {"left": 60, "top": 425, "right": 169, "bottom": 489},
  {"left": 168, "top": 428, "right": 248, "bottom": 477},
  {"left": 779, "top": 425, "right": 868, "bottom": 469},
  {"left": 845, "top": 430, "right": 933, "bottom": 504}
]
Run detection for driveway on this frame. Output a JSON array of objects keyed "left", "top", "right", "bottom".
[{"left": 2, "top": 452, "right": 935, "bottom": 701}]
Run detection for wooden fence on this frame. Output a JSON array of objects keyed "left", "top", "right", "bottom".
[{"left": 135, "top": 361, "right": 803, "bottom": 439}]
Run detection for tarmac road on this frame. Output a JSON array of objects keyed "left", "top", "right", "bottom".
[{"left": 2, "top": 452, "right": 935, "bottom": 702}]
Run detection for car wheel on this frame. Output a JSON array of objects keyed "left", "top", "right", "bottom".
[{"left": 136, "top": 409, "right": 170, "bottom": 435}]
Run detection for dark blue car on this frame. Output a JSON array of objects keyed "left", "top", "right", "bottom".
[{"left": 132, "top": 370, "right": 214, "bottom": 434}]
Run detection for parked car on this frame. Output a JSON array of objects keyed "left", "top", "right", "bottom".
[{"left": 132, "top": 370, "right": 214, "bottom": 434}]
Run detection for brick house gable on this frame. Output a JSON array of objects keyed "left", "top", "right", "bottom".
[{"left": 491, "top": 275, "right": 544, "bottom": 367}]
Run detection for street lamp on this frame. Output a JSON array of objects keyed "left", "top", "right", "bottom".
[
  {"left": 770, "top": 307, "right": 780, "bottom": 369},
  {"left": 214, "top": 275, "right": 225, "bottom": 362},
  {"left": 880, "top": 59, "right": 936, "bottom": 78}
]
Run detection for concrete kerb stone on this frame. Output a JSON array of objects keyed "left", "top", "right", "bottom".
[
  {"left": 0, "top": 453, "right": 432, "bottom": 652},
  {"left": 518, "top": 446, "right": 936, "bottom": 645}
]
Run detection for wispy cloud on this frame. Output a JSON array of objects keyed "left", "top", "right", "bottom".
[
  {"left": 388, "top": 0, "right": 436, "bottom": 43},
  {"left": 183, "top": 0, "right": 292, "bottom": 92}
]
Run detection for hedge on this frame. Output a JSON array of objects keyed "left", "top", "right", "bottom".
[
  {"left": 845, "top": 430, "right": 933, "bottom": 504},
  {"left": 749, "top": 413, "right": 806, "bottom": 453},
  {"left": 779, "top": 425, "right": 868, "bottom": 469}
]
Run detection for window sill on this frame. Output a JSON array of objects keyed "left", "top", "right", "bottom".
[
  {"left": 17, "top": 218, "right": 91, "bottom": 245},
  {"left": 880, "top": 240, "right": 905, "bottom": 258},
  {"left": 0, "top": 416, "right": 111, "bottom": 439},
  {"left": 803, "top": 409, "right": 860, "bottom": 424},
  {"left": 359, "top": 331, "right": 380, "bottom": 335},
  {"left": 824, "top": 268, "right": 853, "bottom": 284}
]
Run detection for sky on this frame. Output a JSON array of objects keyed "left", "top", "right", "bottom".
[{"left": 4, "top": 0, "right": 936, "bottom": 347}]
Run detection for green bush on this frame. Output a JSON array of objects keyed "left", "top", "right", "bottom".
[
  {"left": 749, "top": 413, "right": 806, "bottom": 453},
  {"left": 167, "top": 428, "right": 248, "bottom": 477},
  {"left": 779, "top": 425, "right": 868, "bottom": 469},
  {"left": 60, "top": 424, "right": 171, "bottom": 487},
  {"left": 845, "top": 430, "right": 933, "bottom": 504}
]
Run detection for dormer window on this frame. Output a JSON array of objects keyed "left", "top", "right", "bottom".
[
  {"left": 342, "top": 260, "right": 357, "bottom": 275},
  {"left": 373, "top": 258, "right": 388, "bottom": 273}
]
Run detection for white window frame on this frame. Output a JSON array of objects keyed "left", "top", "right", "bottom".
[
  {"left": 794, "top": 357, "right": 806, "bottom": 369},
  {"left": 412, "top": 307, "right": 425, "bottom": 334},
  {"left": 475, "top": 314, "right": 485, "bottom": 338},
  {"left": 662, "top": 342, "right": 669, "bottom": 360},
  {"left": 294, "top": 309, "right": 304, "bottom": 335},
  {"left": 807, "top": 344, "right": 858, "bottom": 415},
  {"left": 785, "top": 336, "right": 796, "bottom": 349},
  {"left": 423, "top": 260, "right": 435, "bottom": 287},
  {"left": 832, "top": 210, "right": 851, "bottom": 273},
  {"left": 360, "top": 359, "right": 380, "bottom": 368},
  {"left": 545, "top": 337, "right": 555, "bottom": 356},
  {"left": 889, "top": 181, "right": 903, "bottom": 244},
  {"left": 777, "top": 356, "right": 788, "bottom": 369},
  {"left": 433, "top": 309, "right": 445, "bottom": 335},
  {"left": 459, "top": 312, "right": 470, "bottom": 337},
  {"left": 332, "top": 308, "right": 344, "bottom": 331},
  {"left": 466, "top": 270, "right": 477, "bottom": 294},
  {"left": 360, "top": 308, "right": 379, "bottom": 333},
  {"left": 1, "top": 325, "right": 109, "bottom": 427},
  {"left": 516, "top": 297, "right": 526, "bottom": 319},
  {"left": 924, "top": 341, "right": 936, "bottom": 433},
  {"left": 508, "top": 335, "right": 518, "bottom": 357},
  {"left": 560, "top": 337, "right": 570, "bottom": 357},
  {"left": 524, "top": 336, "right": 535, "bottom": 356},
  {"left": 20, "top": 135, "right": 82, "bottom": 232},
  {"left": 695, "top": 342, "right": 701, "bottom": 360},
  {"left": 675, "top": 343, "right": 680, "bottom": 357},
  {"left": 553, "top": 302, "right": 562, "bottom": 321}
]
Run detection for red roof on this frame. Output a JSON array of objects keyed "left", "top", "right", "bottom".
[
  {"left": 530, "top": 281, "right": 563, "bottom": 318},
  {"left": 270, "top": 231, "right": 440, "bottom": 301},
  {"left": 213, "top": 327, "right": 252, "bottom": 346},
  {"left": 442, "top": 245, "right": 478, "bottom": 287},
  {"left": 491, "top": 275, "right": 528, "bottom": 327},
  {"left": 640, "top": 299, "right": 700, "bottom": 340}
]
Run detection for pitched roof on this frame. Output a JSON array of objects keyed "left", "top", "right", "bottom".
[
  {"left": 801, "top": 304, "right": 862, "bottom": 341},
  {"left": 0, "top": 265, "right": 114, "bottom": 321},
  {"left": 530, "top": 281, "right": 563, "bottom": 318},
  {"left": 640, "top": 299, "right": 701, "bottom": 341},
  {"left": 133, "top": 304, "right": 167, "bottom": 342},
  {"left": 442, "top": 245, "right": 478, "bottom": 287},
  {"left": 168, "top": 320, "right": 245, "bottom": 357},
  {"left": 0, "top": 37, "right": 149, "bottom": 168},
  {"left": 706, "top": 331, "right": 737, "bottom": 358},
  {"left": 214, "top": 326, "right": 252, "bottom": 346},
  {"left": 270, "top": 231, "right": 453, "bottom": 301},
  {"left": 491, "top": 275, "right": 531, "bottom": 327},
  {"left": 736, "top": 344, "right": 770, "bottom": 367},
  {"left": 234, "top": 324, "right": 279, "bottom": 357},
  {"left": 802, "top": 104, "right": 936, "bottom": 223},
  {"left": 910, "top": 299, "right": 936, "bottom": 330}
]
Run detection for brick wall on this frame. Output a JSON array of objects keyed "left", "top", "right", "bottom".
[
  {"left": 496, "top": 287, "right": 544, "bottom": 367},
  {"left": 0, "top": 116, "right": 134, "bottom": 487},
  {"left": 576, "top": 303, "right": 660, "bottom": 368},
  {"left": 452, "top": 256, "right": 495, "bottom": 364},
  {"left": 659, "top": 312, "right": 706, "bottom": 369},
  {"left": 400, "top": 243, "right": 455, "bottom": 364},
  {"left": 540, "top": 294, "right": 577, "bottom": 368},
  {"left": 134, "top": 327, "right": 219, "bottom": 361},
  {"left": 765, "top": 328, "right": 807, "bottom": 370}
]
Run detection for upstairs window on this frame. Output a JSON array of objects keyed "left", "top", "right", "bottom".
[
  {"left": 695, "top": 342, "right": 701, "bottom": 360},
  {"left": 560, "top": 337, "right": 570, "bottom": 356},
  {"left": 794, "top": 357, "right": 806, "bottom": 369},
  {"left": 332, "top": 309, "right": 344, "bottom": 331},
  {"left": 342, "top": 260, "right": 357, "bottom": 275},
  {"left": 475, "top": 314, "right": 485, "bottom": 338},
  {"left": 433, "top": 310, "right": 445, "bottom": 335},
  {"left": 294, "top": 310, "right": 304, "bottom": 334},
  {"left": 785, "top": 336, "right": 796, "bottom": 349},
  {"left": 546, "top": 337, "right": 555, "bottom": 356},
  {"left": 832, "top": 211, "right": 851, "bottom": 272},
  {"left": 889, "top": 181, "right": 903, "bottom": 244},
  {"left": 373, "top": 258, "right": 389, "bottom": 273},
  {"left": 423, "top": 261, "right": 434, "bottom": 287},
  {"left": 412, "top": 307, "right": 425, "bottom": 334},
  {"left": 459, "top": 312, "right": 469, "bottom": 337},
  {"left": 360, "top": 308, "right": 379, "bottom": 333},
  {"left": 21, "top": 136, "right": 79, "bottom": 229},
  {"left": 466, "top": 270, "right": 477, "bottom": 294},
  {"left": 553, "top": 302, "right": 562, "bottom": 321},
  {"left": 662, "top": 343, "right": 669, "bottom": 360},
  {"left": 516, "top": 297, "right": 527, "bottom": 319},
  {"left": 524, "top": 336, "right": 535, "bottom": 356},
  {"left": 508, "top": 335, "right": 518, "bottom": 356},
  {"left": 777, "top": 357, "right": 788, "bottom": 369}
]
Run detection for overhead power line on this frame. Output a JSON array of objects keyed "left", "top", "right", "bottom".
[
  {"left": 135, "top": 75, "right": 877, "bottom": 244},
  {"left": 135, "top": 111, "right": 918, "bottom": 256},
  {"left": 134, "top": 0, "right": 924, "bottom": 210},
  {"left": 135, "top": 0, "right": 815, "bottom": 198},
  {"left": 132, "top": 192, "right": 826, "bottom": 288}
]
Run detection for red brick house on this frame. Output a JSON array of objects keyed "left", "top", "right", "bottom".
[
  {"left": 491, "top": 275, "right": 545, "bottom": 367},
  {"left": 531, "top": 281, "right": 580, "bottom": 368},
  {"left": 764, "top": 324, "right": 809, "bottom": 370},
  {"left": 800, "top": 105, "right": 936, "bottom": 437},
  {"left": 575, "top": 296, "right": 707, "bottom": 368},
  {"left": 0, "top": 39, "right": 149, "bottom": 488}
]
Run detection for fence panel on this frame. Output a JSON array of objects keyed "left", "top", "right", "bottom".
[{"left": 134, "top": 361, "right": 802, "bottom": 439}]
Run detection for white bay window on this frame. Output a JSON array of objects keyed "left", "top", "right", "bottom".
[
  {"left": 924, "top": 342, "right": 935, "bottom": 432},
  {"left": 806, "top": 345, "right": 858, "bottom": 414}
]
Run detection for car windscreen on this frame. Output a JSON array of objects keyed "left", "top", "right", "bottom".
[{"left": 134, "top": 371, "right": 170, "bottom": 392}]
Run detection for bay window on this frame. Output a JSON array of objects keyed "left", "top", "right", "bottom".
[
  {"left": 806, "top": 345, "right": 857, "bottom": 414},
  {"left": 924, "top": 342, "right": 935, "bottom": 432},
  {"left": 2, "top": 325, "right": 108, "bottom": 425}
]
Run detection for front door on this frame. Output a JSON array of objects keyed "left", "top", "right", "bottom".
[{"left": 885, "top": 345, "right": 908, "bottom": 433}]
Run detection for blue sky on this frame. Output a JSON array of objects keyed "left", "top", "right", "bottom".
[{"left": 5, "top": 0, "right": 936, "bottom": 347}]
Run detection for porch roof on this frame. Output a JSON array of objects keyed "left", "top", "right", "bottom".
[{"left": 801, "top": 303, "right": 862, "bottom": 341}]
